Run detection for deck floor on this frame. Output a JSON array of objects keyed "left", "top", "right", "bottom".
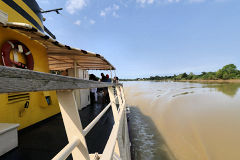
[{"left": 0, "top": 103, "right": 114, "bottom": 160}]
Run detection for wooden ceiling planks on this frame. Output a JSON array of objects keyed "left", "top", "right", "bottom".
[{"left": 3, "top": 22, "right": 116, "bottom": 70}]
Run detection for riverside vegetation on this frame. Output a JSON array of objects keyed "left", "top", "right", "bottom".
[{"left": 121, "top": 64, "right": 240, "bottom": 81}]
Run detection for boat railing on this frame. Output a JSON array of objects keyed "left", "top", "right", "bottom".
[{"left": 0, "top": 66, "right": 131, "bottom": 160}]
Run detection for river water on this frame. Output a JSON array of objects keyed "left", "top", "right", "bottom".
[{"left": 123, "top": 81, "right": 240, "bottom": 160}]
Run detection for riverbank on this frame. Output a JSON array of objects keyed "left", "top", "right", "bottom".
[
  {"left": 178, "top": 79, "right": 240, "bottom": 83},
  {"left": 122, "top": 79, "right": 240, "bottom": 83}
]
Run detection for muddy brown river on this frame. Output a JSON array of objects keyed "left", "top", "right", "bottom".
[{"left": 124, "top": 81, "right": 240, "bottom": 160}]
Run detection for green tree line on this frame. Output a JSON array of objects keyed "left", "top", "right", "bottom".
[{"left": 121, "top": 64, "right": 240, "bottom": 81}]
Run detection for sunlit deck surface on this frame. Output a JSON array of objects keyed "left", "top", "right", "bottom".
[{"left": 0, "top": 103, "right": 114, "bottom": 160}]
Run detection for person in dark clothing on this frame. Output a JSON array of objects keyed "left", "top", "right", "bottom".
[
  {"left": 89, "top": 74, "right": 98, "bottom": 105},
  {"left": 98, "top": 73, "right": 105, "bottom": 93},
  {"left": 104, "top": 74, "right": 111, "bottom": 103},
  {"left": 100, "top": 73, "right": 111, "bottom": 104},
  {"left": 101, "top": 73, "right": 106, "bottom": 82}
]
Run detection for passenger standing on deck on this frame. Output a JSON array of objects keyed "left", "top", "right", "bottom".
[
  {"left": 104, "top": 74, "right": 111, "bottom": 103},
  {"left": 106, "top": 74, "right": 111, "bottom": 82},
  {"left": 113, "top": 76, "right": 119, "bottom": 84},
  {"left": 98, "top": 73, "right": 106, "bottom": 103},
  {"left": 101, "top": 73, "right": 106, "bottom": 82},
  {"left": 89, "top": 74, "right": 98, "bottom": 105},
  {"left": 98, "top": 73, "right": 106, "bottom": 92}
]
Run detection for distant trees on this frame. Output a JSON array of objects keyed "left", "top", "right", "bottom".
[
  {"left": 142, "top": 64, "right": 240, "bottom": 81},
  {"left": 216, "top": 64, "right": 239, "bottom": 79},
  {"left": 120, "top": 64, "right": 240, "bottom": 81}
]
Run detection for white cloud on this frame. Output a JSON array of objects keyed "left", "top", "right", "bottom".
[
  {"left": 136, "top": 0, "right": 155, "bottom": 5},
  {"left": 113, "top": 4, "right": 120, "bottom": 10},
  {"left": 100, "top": 10, "right": 106, "bottom": 17},
  {"left": 74, "top": 20, "right": 81, "bottom": 26},
  {"left": 167, "top": 0, "right": 181, "bottom": 3},
  {"left": 100, "top": 4, "right": 120, "bottom": 18},
  {"left": 136, "top": 0, "right": 224, "bottom": 5},
  {"left": 89, "top": 19, "right": 96, "bottom": 24},
  {"left": 66, "top": 0, "right": 87, "bottom": 14}
]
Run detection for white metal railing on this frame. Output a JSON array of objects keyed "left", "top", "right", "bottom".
[
  {"left": 53, "top": 86, "right": 129, "bottom": 160},
  {"left": 0, "top": 66, "right": 131, "bottom": 160},
  {"left": 53, "top": 90, "right": 127, "bottom": 160},
  {"left": 83, "top": 96, "right": 118, "bottom": 136},
  {"left": 52, "top": 137, "right": 81, "bottom": 160},
  {"left": 53, "top": 87, "right": 128, "bottom": 160},
  {"left": 100, "top": 102, "right": 125, "bottom": 160}
]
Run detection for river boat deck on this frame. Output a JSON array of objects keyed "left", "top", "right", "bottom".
[
  {"left": 0, "top": 1, "right": 131, "bottom": 158},
  {"left": 0, "top": 103, "right": 115, "bottom": 160}
]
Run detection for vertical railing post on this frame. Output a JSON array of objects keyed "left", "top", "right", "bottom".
[
  {"left": 57, "top": 90, "right": 90, "bottom": 160},
  {"left": 116, "top": 85, "right": 129, "bottom": 159},
  {"left": 108, "top": 86, "right": 122, "bottom": 158},
  {"left": 121, "top": 85, "right": 131, "bottom": 160},
  {"left": 118, "top": 108, "right": 127, "bottom": 160},
  {"left": 120, "top": 86, "right": 126, "bottom": 104},
  {"left": 123, "top": 111, "right": 131, "bottom": 160},
  {"left": 108, "top": 86, "right": 119, "bottom": 122},
  {"left": 119, "top": 85, "right": 131, "bottom": 160},
  {"left": 116, "top": 86, "right": 123, "bottom": 106}
]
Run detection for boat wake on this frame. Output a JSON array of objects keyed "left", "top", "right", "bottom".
[{"left": 128, "top": 107, "right": 175, "bottom": 160}]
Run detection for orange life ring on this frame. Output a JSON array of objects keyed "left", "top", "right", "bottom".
[{"left": 1, "top": 40, "right": 34, "bottom": 70}]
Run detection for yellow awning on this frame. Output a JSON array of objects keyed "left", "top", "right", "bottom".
[{"left": 0, "top": 22, "right": 115, "bottom": 70}]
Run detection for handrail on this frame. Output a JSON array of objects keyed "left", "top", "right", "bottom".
[
  {"left": 54, "top": 97, "right": 123, "bottom": 160},
  {"left": 0, "top": 66, "right": 130, "bottom": 160},
  {"left": 0, "top": 66, "right": 121, "bottom": 93},
  {"left": 52, "top": 137, "right": 81, "bottom": 160},
  {"left": 100, "top": 102, "right": 125, "bottom": 160},
  {"left": 83, "top": 96, "right": 118, "bottom": 136}
]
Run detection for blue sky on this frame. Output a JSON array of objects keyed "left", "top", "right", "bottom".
[{"left": 36, "top": 0, "right": 240, "bottom": 78}]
